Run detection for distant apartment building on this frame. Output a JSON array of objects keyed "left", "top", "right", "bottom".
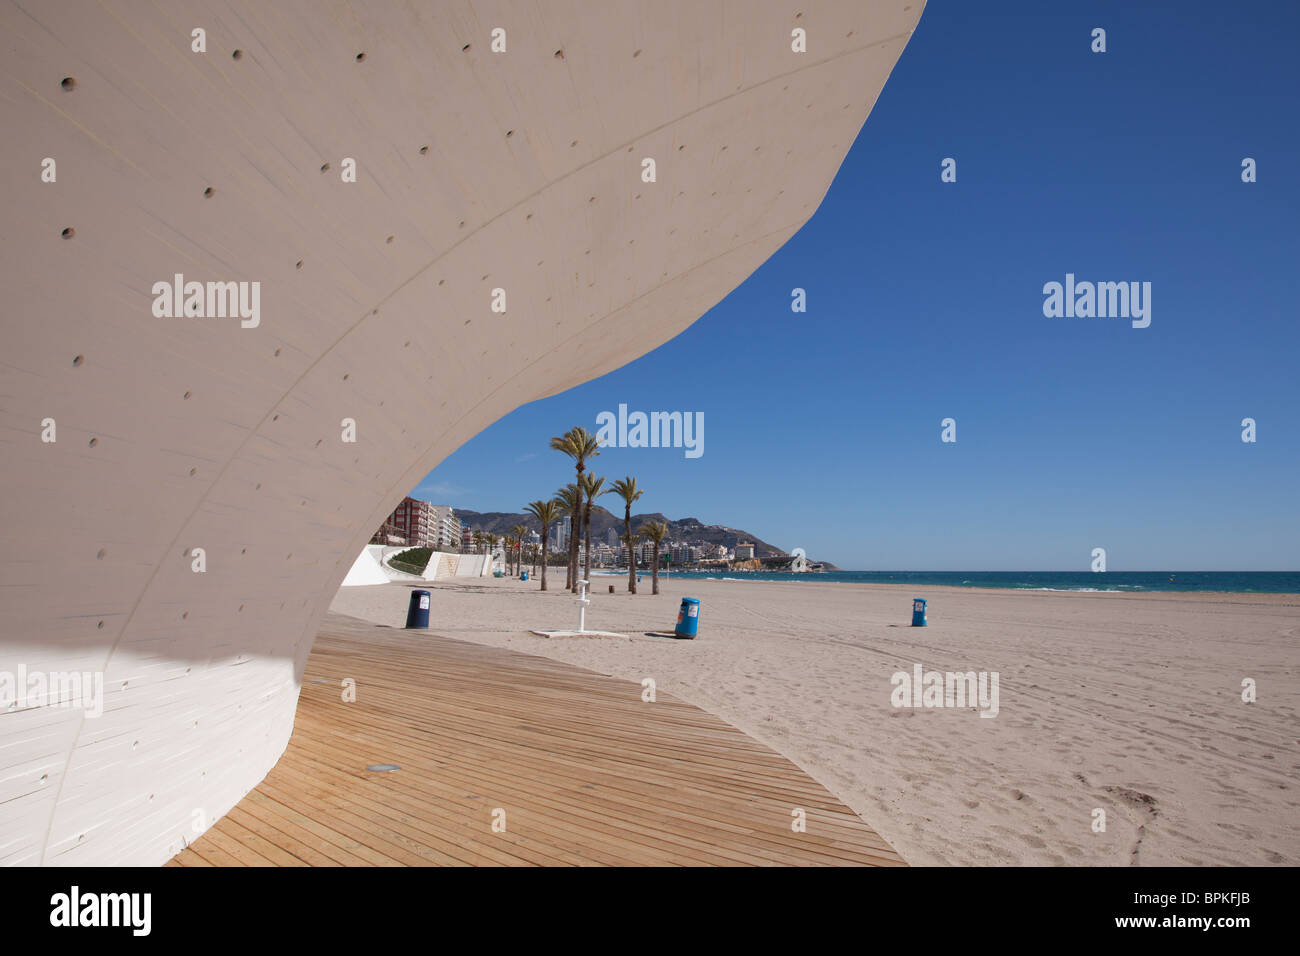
[
  {"left": 551, "top": 516, "right": 570, "bottom": 551},
  {"left": 383, "top": 496, "right": 433, "bottom": 546},
  {"left": 369, "top": 515, "right": 405, "bottom": 546},
  {"left": 734, "top": 542, "right": 755, "bottom": 561},
  {"left": 428, "top": 505, "right": 459, "bottom": 550}
]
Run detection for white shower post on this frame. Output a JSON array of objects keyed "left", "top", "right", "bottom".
[{"left": 575, "top": 579, "right": 590, "bottom": 633}]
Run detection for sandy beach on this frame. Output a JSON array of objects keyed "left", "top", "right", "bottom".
[{"left": 330, "top": 576, "right": 1300, "bottom": 866}]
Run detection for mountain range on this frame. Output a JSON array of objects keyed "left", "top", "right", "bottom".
[{"left": 456, "top": 507, "right": 790, "bottom": 558}]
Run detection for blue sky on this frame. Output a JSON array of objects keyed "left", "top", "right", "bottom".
[{"left": 416, "top": 0, "right": 1299, "bottom": 571}]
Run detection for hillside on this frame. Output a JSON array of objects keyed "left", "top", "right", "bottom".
[{"left": 456, "top": 507, "right": 791, "bottom": 558}]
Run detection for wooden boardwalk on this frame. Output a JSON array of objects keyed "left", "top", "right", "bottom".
[{"left": 169, "top": 613, "right": 904, "bottom": 866}]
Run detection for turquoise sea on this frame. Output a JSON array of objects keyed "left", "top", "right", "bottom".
[{"left": 653, "top": 570, "right": 1300, "bottom": 594}]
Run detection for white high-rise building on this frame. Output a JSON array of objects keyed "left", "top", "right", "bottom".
[{"left": 429, "top": 505, "right": 459, "bottom": 550}]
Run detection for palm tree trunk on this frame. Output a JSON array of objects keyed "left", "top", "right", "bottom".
[
  {"left": 582, "top": 505, "right": 591, "bottom": 588},
  {"left": 625, "top": 506, "right": 635, "bottom": 594},
  {"left": 566, "top": 511, "right": 576, "bottom": 590},
  {"left": 568, "top": 496, "right": 581, "bottom": 592},
  {"left": 652, "top": 543, "right": 660, "bottom": 595}
]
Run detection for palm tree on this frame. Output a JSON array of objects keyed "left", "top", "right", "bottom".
[
  {"left": 522, "top": 504, "right": 559, "bottom": 587},
  {"left": 609, "top": 477, "right": 643, "bottom": 594},
  {"left": 553, "top": 483, "right": 580, "bottom": 590},
  {"left": 487, "top": 533, "right": 499, "bottom": 572},
  {"left": 511, "top": 523, "right": 527, "bottom": 576},
  {"left": 579, "top": 472, "right": 609, "bottom": 590},
  {"left": 550, "top": 427, "right": 601, "bottom": 591},
  {"left": 642, "top": 521, "right": 669, "bottom": 595}
]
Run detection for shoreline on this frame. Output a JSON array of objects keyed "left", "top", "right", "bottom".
[
  {"left": 592, "top": 572, "right": 1300, "bottom": 601},
  {"left": 630, "top": 574, "right": 1300, "bottom": 598},
  {"left": 331, "top": 577, "right": 1299, "bottom": 866}
]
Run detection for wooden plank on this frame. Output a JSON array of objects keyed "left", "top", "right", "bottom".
[{"left": 174, "top": 612, "right": 905, "bottom": 866}]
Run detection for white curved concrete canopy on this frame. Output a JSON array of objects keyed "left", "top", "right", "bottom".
[{"left": 0, "top": 0, "right": 923, "bottom": 864}]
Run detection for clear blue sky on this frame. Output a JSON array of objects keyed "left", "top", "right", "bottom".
[{"left": 416, "top": 0, "right": 1300, "bottom": 571}]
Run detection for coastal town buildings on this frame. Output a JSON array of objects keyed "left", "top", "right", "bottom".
[{"left": 429, "top": 505, "right": 460, "bottom": 550}]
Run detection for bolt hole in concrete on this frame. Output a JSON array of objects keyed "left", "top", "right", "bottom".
[
  {"left": 320, "top": 162, "right": 330, "bottom": 173},
  {"left": 231, "top": 49, "right": 242, "bottom": 60},
  {"left": 355, "top": 51, "right": 366, "bottom": 61},
  {"left": 73, "top": 354, "right": 83, "bottom": 366},
  {"left": 60, "top": 76, "right": 75, "bottom": 90},
  {"left": 295, "top": 260, "right": 303, "bottom": 269},
  {"left": 203, "top": 186, "right": 214, "bottom": 197},
  {"left": 61, "top": 227, "right": 74, "bottom": 239},
  {"left": 419, "top": 145, "right": 429, "bottom": 154}
]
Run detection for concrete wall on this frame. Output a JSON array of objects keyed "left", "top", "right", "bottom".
[{"left": 0, "top": 0, "right": 923, "bottom": 864}]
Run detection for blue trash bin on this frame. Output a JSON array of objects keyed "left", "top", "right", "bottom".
[
  {"left": 406, "top": 589, "right": 431, "bottom": 629},
  {"left": 675, "top": 597, "right": 700, "bottom": 639},
  {"left": 911, "top": 598, "right": 927, "bottom": 627},
  {"left": 521, "top": 571, "right": 528, "bottom": 581}
]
